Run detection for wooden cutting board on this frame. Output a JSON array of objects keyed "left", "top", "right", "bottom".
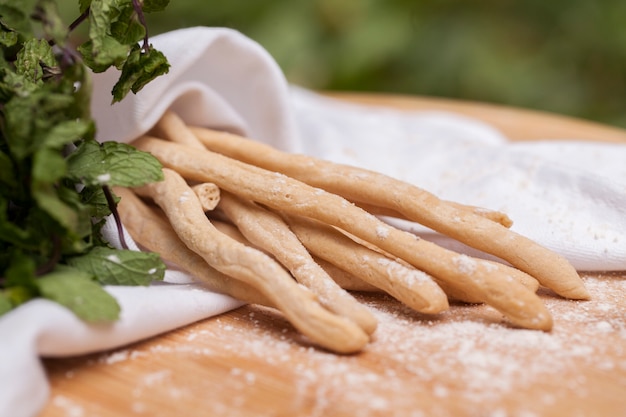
[{"left": 40, "top": 95, "right": 626, "bottom": 417}]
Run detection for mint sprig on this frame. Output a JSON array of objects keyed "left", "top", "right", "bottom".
[{"left": 0, "top": 0, "right": 170, "bottom": 322}]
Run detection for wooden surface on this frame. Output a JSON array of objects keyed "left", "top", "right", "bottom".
[{"left": 41, "top": 95, "right": 626, "bottom": 417}]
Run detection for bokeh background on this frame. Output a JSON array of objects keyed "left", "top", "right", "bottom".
[{"left": 62, "top": 1, "right": 626, "bottom": 128}]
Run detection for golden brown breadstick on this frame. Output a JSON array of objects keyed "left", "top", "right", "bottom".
[
  {"left": 113, "top": 187, "right": 272, "bottom": 306},
  {"left": 191, "top": 183, "right": 220, "bottom": 211},
  {"left": 211, "top": 218, "right": 255, "bottom": 246},
  {"left": 213, "top": 217, "right": 350, "bottom": 288},
  {"left": 284, "top": 214, "right": 448, "bottom": 314},
  {"left": 212, "top": 214, "right": 350, "bottom": 293},
  {"left": 190, "top": 126, "right": 588, "bottom": 300},
  {"left": 355, "top": 201, "right": 513, "bottom": 228},
  {"left": 132, "top": 137, "right": 552, "bottom": 330},
  {"left": 217, "top": 190, "right": 377, "bottom": 334},
  {"left": 152, "top": 110, "right": 206, "bottom": 150},
  {"left": 313, "top": 257, "right": 381, "bottom": 292},
  {"left": 451, "top": 202, "right": 513, "bottom": 228},
  {"left": 331, "top": 226, "right": 540, "bottom": 302},
  {"left": 210, "top": 201, "right": 469, "bottom": 304},
  {"left": 133, "top": 168, "right": 369, "bottom": 353}
]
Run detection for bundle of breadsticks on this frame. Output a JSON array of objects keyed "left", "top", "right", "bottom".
[{"left": 114, "top": 110, "right": 589, "bottom": 354}]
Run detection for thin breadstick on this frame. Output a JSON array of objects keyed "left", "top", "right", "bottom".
[
  {"left": 211, "top": 203, "right": 468, "bottom": 304},
  {"left": 327, "top": 225, "right": 540, "bottom": 301},
  {"left": 284, "top": 214, "right": 449, "bottom": 314},
  {"left": 355, "top": 201, "right": 512, "bottom": 228},
  {"left": 211, "top": 218, "right": 255, "bottom": 246},
  {"left": 311, "top": 227, "right": 538, "bottom": 304},
  {"left": 190, "top": 126, "right": 588, "bottom": 300},
  {"left": 152, "top": 110, "right": 206, "bottom": 150},
  {"left": 112, "top": 187, "right": 272, "bottom": 306},
  {"left": 210, "top": 215, "right": 444, "bottom": 297},
  {"left": 133, "top": 168, "right": 369, "bottom": 353},
  {"left": 132, "top": 137, "right": 552, "bottom": 330},
  {"left": 190, "top": 128, "right": 515, "bottom": 228},
  {"left": 212, "top": 217, "right": 358, "bottom": 291},
  {"left": 191, "top": 183, "right": 220, "bottom": 211},
  {"left": 314, "top": 257, "right": 381, "bottom": 292},
  {"left": 450, "top": 202, "right": 513, "bottom": 228},
  {"left": 216, "top": 190, "right": 377, "bottom": 334},
  {"left": 223, "top": 190, "right": 534, "bottom": 302}
]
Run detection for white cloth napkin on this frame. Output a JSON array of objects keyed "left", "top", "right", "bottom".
[{"left": 2, "top": 26, "right": 625, "bottom": 417}]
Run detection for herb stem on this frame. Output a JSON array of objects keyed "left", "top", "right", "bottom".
[
  {"left": 68, "top": 7, "right": 90, "bottom": 33},
  {"left": 131, "top": 0, "right": 150, "bottom": 52},
  {"left": 103, "top": 185, "right": 129, "bottom": 250}
]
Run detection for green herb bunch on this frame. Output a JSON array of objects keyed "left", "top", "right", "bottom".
[{"left": 0, "top": 0, "right": 172, "bottom": 322}]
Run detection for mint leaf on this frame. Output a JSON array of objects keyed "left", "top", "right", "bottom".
[
  {"left": 79, "top": 0, "right": 92, "bottom": 14},
  {"left": 67, "top": 139, "right": 163, "bottom": 187},
  {"left": 15, "top": 38, "right": 56, "bottom": 83},
  {"left": 2, "top": 250, "right": 38, "bottom": 309},
  {"left": 78, "top": 35, "right": 128, "bottom": 73},
  {"left": 79, "top": 185, "right": 114, "bottom": 217},
  {"left": 5, "top": 249, "right": 37, "bottom": 287},
  {"left": 0, "top": 2, "right": 32, "bottom": 41},
  {"left": 36, "top": 265, "right": 120, "bottom": 322},
  {"left": 32, "top": 146, "right": 66, "bottom": 183},
  {"left": 68, "top": 246, "right": 165, "bottom": 286},
  {"left": 1, "top": 0, "right": 170, "bottom": 322},
  {"left": 0, "top": 29, "right": 18, "bottom": 48},
  {"left": 111, "top": 43, "right": 169, "bottom": 102},
  {"left": 3, "top": 90, "right": 77, "bottom": 160},
  {"left": 31, "top": 0, "right": 68, "bottom": 46},
  {"left": 41, "top": 119, "right": 93, "bottom": 150},
  {"left": 142, "top": 0, "right": 169, "bottom": 13},
  {"left": 109, "top": 2, "right": 145, "bottom": 45},
  {"left": 85, "top": 0, "right": 131, "bottom": 69},
  {"left": 31, "top": 184, "right": 80, "bottom": 232}
]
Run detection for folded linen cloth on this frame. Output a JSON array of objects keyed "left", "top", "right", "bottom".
[{"left": 1, "top": 26, "right": 625, "bottom": 417}]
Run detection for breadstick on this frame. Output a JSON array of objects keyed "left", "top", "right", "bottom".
[
  {"left": 133, "top": 168, "right": 369, "bottom": 353},
  {"left": 211, "top": 218, "right": 256, "bottom": 246},
  {"left": 327, "top": 226, "right": 540, "bottom": 302},
  {"left": 355, "top": 201, "right": 512, "bottom": 228},
  {"left": 152, "top": 110, "right": 206, "bottom": 150},
  {"left": 132, "top": 137, "right": 552, "bottom": 330},
  {"left": 190, "top": 126, "right": 588, "bottom": 300},
  {"left": 216, "top": 190, "right": 377, "bottom": 334},
  {"left": 450, "top": 202, "right": 513, "bottom": 228},
  {"left": 210, "top": 203, "right": 466, "bottom": 303},
  {"left": 189, "top": 128, "right": 515, "bottom": 228},
  {"left": 210, "top": 217, "right": 381, "bottom": 291},
  {"left": 284, "top": 214, "right": 449, "bottom": 314},
  {"left": 112, "top": 187, "right": 271, "bottom": 306},
  {"left": 209, "top": 215, "right": 435, "bottom": 296},
  {"left": 306, "top": 221, "right": 538, "bottom": 304},
  {"left": 191, "top": 183, "right": 220, "bottom": 211},
  {"left": 314, "top": 257, "right": 381, "bottom": 292}
]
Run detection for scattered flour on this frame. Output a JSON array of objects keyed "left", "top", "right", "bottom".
[
  {"left": 375, "top": 225, "right": 390, "bottom": 239},
  {"left": 51, "top": 395, "right": 84, "bottom": 417},
  {"left": 60, "top": 274, "right": 625, "bottom": 417},
  {"left": 178, "top": 190, "right": 190, "bottom": 204}
]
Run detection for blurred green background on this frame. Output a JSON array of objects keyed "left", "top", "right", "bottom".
[{"left": 63, "top": 1, "right": 626, "bottom": 128}]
